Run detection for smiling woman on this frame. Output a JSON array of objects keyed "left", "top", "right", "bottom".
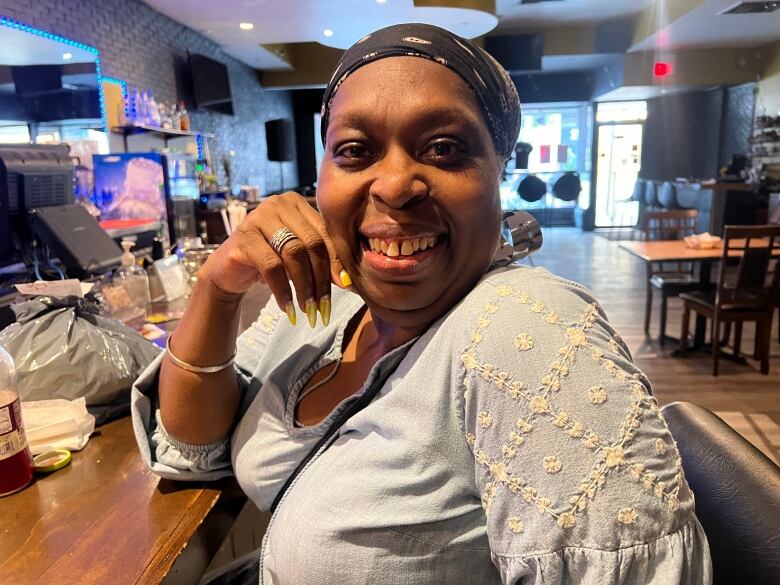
[
  {"left": 318, "top": 56, "right": 504, "bottom": 325},
  {"left": 131, "top": 23, "right": 712, "bottom": 585}
]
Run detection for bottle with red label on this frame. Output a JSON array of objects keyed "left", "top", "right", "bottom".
[{"left": 0, "top": 344, "right": 33, "bottom": 497}]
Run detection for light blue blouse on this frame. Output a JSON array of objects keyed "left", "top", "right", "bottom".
[{"left": 132, "top": 265, "right": 712, "bottom": 584}]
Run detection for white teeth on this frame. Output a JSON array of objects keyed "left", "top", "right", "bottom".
[{"left": 367, "top": 236, "right": 439, "bottom": 256}]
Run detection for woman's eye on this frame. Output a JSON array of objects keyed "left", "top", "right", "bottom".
[
  {"left": 423, "top": 140, "right": 464, "bottom": 163},
  {"left": 335, "top": 143, "right": 369, "bottom": 161}
]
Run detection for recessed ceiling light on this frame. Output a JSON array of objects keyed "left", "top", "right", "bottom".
[
  {"left": 239, "top": 22, "right": 254, "bottom": 30},
  {"left": 376, "top": 0, "right": 387, "bottom": 4},
  {"left": 62, "top": 52, "right": 73, "bottom": 60},
  {"left": 323, "top": 28, "right": 334, "bottom": 38}
]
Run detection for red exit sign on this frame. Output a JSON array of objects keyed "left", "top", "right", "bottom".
[{"left": 654, "top": 61, "right": 673, "bottom": 78}]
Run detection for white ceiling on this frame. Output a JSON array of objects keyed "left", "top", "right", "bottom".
[
  {"left": 495, "top": 0, "right": 653, "bottom": 29},
  {"left": 141, "top": 0, "right": 780, "bottom": 77},
  {"left": 144, "top": 0, "right": 498, "bottom": 71},
  {"left": 631, "top": 0, "right": 780, "bottom": 51},
  {"left": 144, "top": 0, "right": 655, "bottom": 72},
  {"left": 0, "top": 25, "right": 95, "bottom": 66}
]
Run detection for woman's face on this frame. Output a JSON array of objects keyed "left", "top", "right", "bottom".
[{"left": 317, "top": 56, "right": 504, "bottom": 328}]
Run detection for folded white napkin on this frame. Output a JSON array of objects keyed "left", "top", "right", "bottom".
[{"left": 21, "top": 397, "right": 96, "bottom": 455}]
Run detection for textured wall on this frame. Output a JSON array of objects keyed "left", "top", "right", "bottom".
[
  {"left": 719, "top": 83, "right": 755, "bottom": 170},
  {"left": 0, "top": 0, "right": 297, "bottom": 190},
  {"left": 641, "top": 89, "right": 723, "bottom": 181}
]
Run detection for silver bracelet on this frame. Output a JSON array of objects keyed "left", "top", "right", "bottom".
[{"left": 165, "top": 334, "right": 235, "bottom": 374}]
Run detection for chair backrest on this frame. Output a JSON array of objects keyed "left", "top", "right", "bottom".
[
  {"left": 632, "top": 179, "right": 646, "bottom": 203},
  {"left": 644, "top": 181, "right": 659, "bottom": 206},
  {"left": 716, "top": 225, "right": 780, "bottom": 310},
  {"left": 550, "top": 172, "right": 581, "bottom": 202},
  {"left": 641, "top": 209, "right": 698, "bottom": 241},
  {"left": 658, "top": 181, "right": 680, "bottom": 209},
  {"left": 516, "top": 175, "right": 546, "bottom": 203},
  {"left": 661, "top": 401, "right": 780, "bottom": 585}
]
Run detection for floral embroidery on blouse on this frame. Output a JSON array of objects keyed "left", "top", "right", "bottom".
[
  {"left": 460, "top": 279, "right": 690, "bottom": 542},
  {"left": 543, "top": 455, "right": 562, "bottom": 474}
]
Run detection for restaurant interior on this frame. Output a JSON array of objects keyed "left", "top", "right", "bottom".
[{"left": 0, "top": 0, "right": 779, "bottom": 583}]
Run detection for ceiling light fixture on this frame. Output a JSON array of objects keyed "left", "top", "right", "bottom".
[
  {"left": 239, "top": 22, "right": 254, "bottom": 30},
  {"left": 376, "top": 0, "right": 387, "bottom": 4},
  {"left": 323, "top": 28, "right": 334, "bottom": 37},
  {"left": 62, "top": 52, "right": 73, "bottom": 60}
]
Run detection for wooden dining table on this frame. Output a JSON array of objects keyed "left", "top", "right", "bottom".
[
  {"left": 619, "top": 239, "right": 780, "bottom": 347},
  {"left": 0, "top": 414, "right": 246, "bottom": 585}
]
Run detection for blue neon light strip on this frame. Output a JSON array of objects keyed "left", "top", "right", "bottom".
[
  {"left": 0, "top": 16, "right": 108, "bottom": 132},
  {"left": 195, "top": 133, "right": 205, "bottom": 160}
]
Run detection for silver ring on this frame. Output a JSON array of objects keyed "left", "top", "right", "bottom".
[{"left": 270, "top": 227, "right": 298, "bottom": 255}]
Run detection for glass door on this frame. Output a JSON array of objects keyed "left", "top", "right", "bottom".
[
  {"left": 594, "top": 123, "right": 643, "bottom": 227},
  {"left": 593, "top": 102, "right": 646, "bottom": 228}
]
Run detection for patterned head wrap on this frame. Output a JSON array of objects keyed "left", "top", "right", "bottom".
[{"left": 320, "top": 23, "right": 521, "bottom": 161}]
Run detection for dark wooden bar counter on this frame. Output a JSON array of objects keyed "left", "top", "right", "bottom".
[{"left": 0, "top": 415, "right": 246, "bottom": 585}]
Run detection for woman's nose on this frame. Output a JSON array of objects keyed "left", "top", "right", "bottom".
[{"left": 368, "top": 147, "right": 429, "bottom": 210}]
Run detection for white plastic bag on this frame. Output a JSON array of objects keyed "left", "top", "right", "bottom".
[{"left": 21, "top": 397, "right": 96, "bottom": 455}]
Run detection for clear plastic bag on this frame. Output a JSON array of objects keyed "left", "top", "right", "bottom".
[{"left": 0, "top": 295, "right": 161, "bottom": 424}]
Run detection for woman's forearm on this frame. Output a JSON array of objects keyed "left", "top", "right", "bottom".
[{"left": 158, "top": 277, "right": 243, "bottom": 445}]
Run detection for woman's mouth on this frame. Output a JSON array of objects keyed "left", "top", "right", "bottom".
[
  {"left": 366, "top": 235, "right": 439, "bottom": 257},
  {"left": 359, "top": 234, "right": 445, "bottom": 277}
]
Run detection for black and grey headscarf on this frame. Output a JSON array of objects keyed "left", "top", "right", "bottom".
[{"left": 320, "top": 23, "right": 521, "bottom": 161}]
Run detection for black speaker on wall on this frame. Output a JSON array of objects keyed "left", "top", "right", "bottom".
[{"left": 265, "top": 119, "right": 294, "bottom": 162}]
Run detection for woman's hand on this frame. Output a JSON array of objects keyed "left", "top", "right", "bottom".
[{"left": 198, "top": 192, "right": 344, "bottom": 326}]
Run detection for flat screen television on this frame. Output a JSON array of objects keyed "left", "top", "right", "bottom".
[{"left": 188, "top": 53, "right": 233, "bottom": 115}]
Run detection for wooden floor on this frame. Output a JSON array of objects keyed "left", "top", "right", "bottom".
[{"left": 531, "top": 228, "right": 780, "bottom": 462}]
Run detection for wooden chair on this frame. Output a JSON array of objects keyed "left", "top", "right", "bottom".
[
  {"left": 642, "top": 209, "right": 701, "bottom": 344},
  {"left": 680, "top": 225, "right": 780, "bottom": 375}
]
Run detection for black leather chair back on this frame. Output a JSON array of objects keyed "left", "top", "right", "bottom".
[
  {"left": 662, "top": 402, "right": 780, "bottom": 585},
  {"left": 516, "top": 175, "right": 547, "bottom": 203}
]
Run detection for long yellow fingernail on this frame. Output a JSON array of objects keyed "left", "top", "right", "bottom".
[
  {"left": 339, "top": 270, "right": 352, "bottom": 287},
  {"left": 319, "top": 295, "right": 331, "bottom": 327},
  {"left": 305, "top": 298, "right": 317, "bottom": 328},
  {"left": 285, "top": 302, "right": 297, "bottom": 326}
]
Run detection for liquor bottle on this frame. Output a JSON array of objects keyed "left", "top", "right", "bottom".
[
  {"left": 178, "top": 101, "right": 190, "bottom": 131},
  {"left": 0, "top": 344, "right": 34, "bottom": 497},
  {"left": 146, "top": 89, "right": 161, "bottom": 127}
]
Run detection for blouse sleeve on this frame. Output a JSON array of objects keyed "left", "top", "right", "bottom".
[
  {"left": 131, "top": 296, "right": 284, "bottom": 480},
  {"left": 458, "top": 269, "right": 712, "bottom": 584}
]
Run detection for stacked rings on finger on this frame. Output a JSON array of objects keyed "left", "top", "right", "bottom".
[{"left": 269, "top": 227, "right": 299, "bottom": 255}]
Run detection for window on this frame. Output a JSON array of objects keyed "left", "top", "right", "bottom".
[{"left": 501, "top": 103, "right": 592, "bottom": 213}]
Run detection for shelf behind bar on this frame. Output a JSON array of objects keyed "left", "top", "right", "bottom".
[{"left": 111, "top": 124, "right": 214, "bottom": 139}]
